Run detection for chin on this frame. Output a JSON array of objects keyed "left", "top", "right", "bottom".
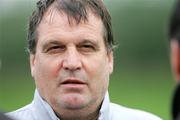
[{"left": 60, "top": 93, "right": 90, "bottom": 110}]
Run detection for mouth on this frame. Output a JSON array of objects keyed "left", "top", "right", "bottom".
[
  {"left": 61, "top": 78, "right": 86, "bottom": 85},
  {"left": 60, "top": 78, "right": 87, "bottom": 89}
]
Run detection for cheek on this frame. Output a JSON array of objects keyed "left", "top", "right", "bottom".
[
  {"left": 34, "top": 57, "right": 63, "bottom": 98},
  {"left": 34, "top": 57, "right": 61, "bottom": 81},
  {"left": 89, "top": 59, "right": 109, "bottom": 99},
  {"left": 84, "top": 56, "right": 110, "bottom": 86}
]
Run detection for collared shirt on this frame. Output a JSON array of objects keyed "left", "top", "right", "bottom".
[{"left": 7, "top": 90, "right": 161, "bottom": 120}]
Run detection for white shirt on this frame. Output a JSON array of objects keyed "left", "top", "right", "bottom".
[{"left": 7, "top": 90, "right": 162, "bottom": 120}]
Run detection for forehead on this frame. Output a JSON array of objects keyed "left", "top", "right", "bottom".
[
  {"left": 35, "top": 5, "right": 105, "bottom": 47},
  {"left": 38, "top": 5, "right": 103, "bottom": 32}
]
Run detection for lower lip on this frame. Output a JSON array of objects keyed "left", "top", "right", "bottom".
[{"left": 61, "top": 84, "right": 86, "bottom": 89}]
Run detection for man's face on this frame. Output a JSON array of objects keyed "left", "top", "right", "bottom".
[
  {"left": 30, "top": 8, "right": 113, "bottom": 114},
  {"left": 170, "top": 39, "right": 180, "bottom": 82}
]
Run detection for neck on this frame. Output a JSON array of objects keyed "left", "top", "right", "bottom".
[
  {"left": 53, "top": 95, "right": 104, "bottom": 120},
  {"left": 58, "top": 108, "right": 99, "bottom": 120}
]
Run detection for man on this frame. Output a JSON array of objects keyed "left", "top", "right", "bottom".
[
  {"left": 169, "top": 0, "right": 180, "bottom": 119},
  {"left": 7, "top": 0, "right": 161, "bottom": 120}
]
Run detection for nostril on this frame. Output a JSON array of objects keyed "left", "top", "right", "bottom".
[
  {"left": 64, "top": 66, "right": 81, "bottom": 71},
  {"left": 62, "top": 60, "right": 81, "bottom": 71}
]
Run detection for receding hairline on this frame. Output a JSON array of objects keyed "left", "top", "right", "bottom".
[
  {"left": 40, "top": 0, "right": 103, "bottom": 24},
  {"left": 35, "top": 1, "right": 108, "bottom": 48},
  {"left": 27, "top": 0, "right": 114, "bottom": 54}
]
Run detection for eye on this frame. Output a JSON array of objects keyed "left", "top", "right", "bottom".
[
  {"left": 46, "top": 45, "right": 66, "bottom": 54},
  {"left": 78, "top": 44, "right": 96, "bottom": 53}
]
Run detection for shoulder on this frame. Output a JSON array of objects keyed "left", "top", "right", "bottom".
[
  {"left": 109, "top": 103, "right": 162, "bottom": 120},
  {"left": 0, "top": 113, "right": 12, "bottom": 120},
  {"left": 6, "top": 104, "right": 34, "bottom": 120}
]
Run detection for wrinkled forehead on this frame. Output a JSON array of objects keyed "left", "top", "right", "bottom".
[
  {"left": 43, "top": 9, "right": 98, "bottom": 25},
  {"left": 37, "top": 3, "right": 104, "bottom": 35},
  {"left": 40, "top": 1, "right": 102, "bottom": 26}
]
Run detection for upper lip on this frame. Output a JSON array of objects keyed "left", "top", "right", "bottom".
[{"left": 61, "top": 78, "right": 86, "bottom": 84}]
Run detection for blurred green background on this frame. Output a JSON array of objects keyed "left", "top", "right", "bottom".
[{"left": 0, "top": 0, "right": 176, "bottom": 119}]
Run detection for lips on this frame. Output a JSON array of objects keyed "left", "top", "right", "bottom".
[
  {"left": 60, "top": 78, "right": 86, "bottom": 89},
  {"left": 61, "top": 78, "right": 86, "bottom": 85}
]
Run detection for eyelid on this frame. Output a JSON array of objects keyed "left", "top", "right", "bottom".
[
  {"left": 42, "top": 40, "right": 63, "bottom": 49},
  {"left": 77, "top": 41, "right": 99, "bottom": 52},
  {"left": 80, "top": 44, "right": 95, "bottom": 49},
  {"left": 48, "top": 45, "right": 60, "bottom": 50},
  {"left": 43, "top": 43, "right": 66, "bottom": 53}
]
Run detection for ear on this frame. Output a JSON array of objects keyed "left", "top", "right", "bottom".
[
  {"left": 171, "top": 40, "right": 180, "bottom": 82},
  {"left": 107, "top": 51, "right": 114, "bottom": 74},
  {"left": 30, "top": 54, "right": 35, "bottom": 78}
]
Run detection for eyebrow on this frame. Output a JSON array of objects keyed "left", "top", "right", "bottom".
[
  {"left": 79, "top": 39, "right": 98, "bottom": 45},
  {"left": 80, "top": 39, "right": 97, "bottom": 44},
  {"left": 41, "top": 39, "right": 100, "bottom": 50}
]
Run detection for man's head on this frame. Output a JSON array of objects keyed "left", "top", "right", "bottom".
[
  {"left": 28, "top": 0, "right": 114, "bottom": 119},
  {"left": 169, "top": 1, "right": 180, "bottom": 119},
  {"left": 169, "top": 0, "right": 180, "bottom": 82}
]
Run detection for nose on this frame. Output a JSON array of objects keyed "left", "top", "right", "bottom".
[{"left": 62, "top": 47, "right": 82, "bottom": 71}]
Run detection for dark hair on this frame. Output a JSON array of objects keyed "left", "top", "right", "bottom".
[
  {"left": 169, "top": 0, "right": 180, "bottom": 42},
  {"left": 27, "top": 0, "right": 114, "bottom": 54},
  {"left": 172, "top": 84, "right": 180, "bottom": 120}
]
